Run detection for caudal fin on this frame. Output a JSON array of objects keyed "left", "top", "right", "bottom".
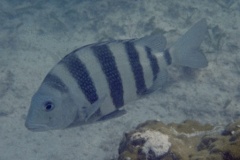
[{"left": 169, "top": 19, "right": 208, "bottom": 68}]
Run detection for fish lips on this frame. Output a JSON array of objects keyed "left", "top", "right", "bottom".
[{"left": 25, "top": 121, "right": 50, "bottom": 132}]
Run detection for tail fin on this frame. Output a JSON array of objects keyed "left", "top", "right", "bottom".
[{"left": 169, "top": 19, "right": 208, "bottom": 68}]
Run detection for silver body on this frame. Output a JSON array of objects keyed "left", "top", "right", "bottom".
[{"left": 25, "top": 19, "right": 208, "bottom": 131}]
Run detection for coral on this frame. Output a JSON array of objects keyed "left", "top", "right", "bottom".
[
  {"left": 118, "top": 119, "right": 240, "bottom": 160},
  {"left": 197, "top": 119, "right": 240, "bottom": 160},
  {"left": 131, "top": 130, "right": 171, "bottom": 158}
]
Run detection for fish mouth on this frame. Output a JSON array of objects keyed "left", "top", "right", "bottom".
[{"left": 25, "top": 121, "right": 50, "bottom": 132}]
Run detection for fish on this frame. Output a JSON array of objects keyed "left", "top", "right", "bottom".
[{"left": 25, "top": 19, "right": 208, "bottom": 131}]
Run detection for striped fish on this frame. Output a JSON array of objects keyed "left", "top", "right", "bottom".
[{"left": 25, "top": 19, "right": 208, "bottom": 131}]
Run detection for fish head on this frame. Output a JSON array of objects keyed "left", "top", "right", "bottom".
[{"left": 25, "top": 83, "right": 78, "bottom": 131}]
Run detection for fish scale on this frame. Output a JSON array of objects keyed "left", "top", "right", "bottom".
[
  {"left": 92, "top": 44, "right": 124, "bottom": 108},
  {"left": 63, "top": 53, "right": 98, "bottom": 104},
  {"left": 25, "top": 19, "right": 208, "bottom": 131}
]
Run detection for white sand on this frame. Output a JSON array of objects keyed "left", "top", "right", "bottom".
[{"left": 0, "top": 0, "right": 240, "bottom": 159}]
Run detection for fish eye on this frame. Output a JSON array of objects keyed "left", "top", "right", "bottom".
[{"left": 44, "top": 101, "right": 54, "bottom": 111}]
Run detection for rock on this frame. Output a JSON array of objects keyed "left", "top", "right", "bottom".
[
  {"left": 118, "top": 119, "right": 240, "bottom": 160},
  {"left": 197, "top": 119, "right": 240, "bottom": 160},
  {"left": 131, "top": 130, "right": 171, "bottom": 158}
]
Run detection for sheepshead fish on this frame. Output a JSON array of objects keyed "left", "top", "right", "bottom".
[{"left": 25, "top": 19, "right": 208, "bottom": 131}]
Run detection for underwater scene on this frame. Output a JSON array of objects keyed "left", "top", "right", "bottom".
[{"left": 1, "top": 0, "right": 240, "bottom": 160}]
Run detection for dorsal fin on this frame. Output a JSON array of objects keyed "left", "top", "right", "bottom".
[{"left": 134, "top": 34, "right": 167, "bottom": 52}]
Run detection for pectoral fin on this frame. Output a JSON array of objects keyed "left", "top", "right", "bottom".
[
  {"left": 83, "top": 95, "right": 107, "bottom": 122},
  {"left": 98, "top": 109, "right": 127, "bottom": 121}
]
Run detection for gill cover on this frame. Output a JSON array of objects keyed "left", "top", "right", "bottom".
[{"left": 25, "top": 84, "right": 77, "bottom": 131}]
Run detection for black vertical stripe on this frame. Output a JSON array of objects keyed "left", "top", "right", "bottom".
[
  {"left": 91, "top": 45, "right": 124, "bottom": 108},
  {"left": 164, "top": 49, "right": 172, "bottom": 65},
  {"left": 44, "top": 73, "right": 68, "bottom": 92},
  {"left": 145, "top": 47, "right": 160, "bottom": 81},
  {"left": 62, "top": 53, "right": 98, "bottom": 104},
  {"left": 125, "top": 41, "right": 147, "bottom": 95}
]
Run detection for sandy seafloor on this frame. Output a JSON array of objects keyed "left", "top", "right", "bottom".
[{"left": 0, "top": 0, "right": 240, "bottom": 160}]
